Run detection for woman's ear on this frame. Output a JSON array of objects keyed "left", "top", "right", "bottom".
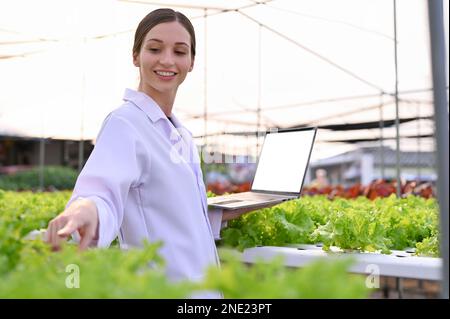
[
  {"left": 133, "top": 54, "right": 140, "bottom": 67},
  {"left": 189, "top": 58, "right": 195, "bottom": 72}
]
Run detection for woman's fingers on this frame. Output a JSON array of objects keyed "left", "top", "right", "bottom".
[
  {"left": 45, "top": 215, "right": 75, "bottom": 250},
  {"left": 47, "top": 218, "right": 59, "bottom": 248},
  {"left": 45, "top": 200, "right": 98, "bottom": 252},
  {"left": 57, "top": 219, "right": 78, "bottom": 238},
  {"left": 78, "top": 226, "right": 95, "bottom": 251},
  {"left": 46, "top": 218, "right": 62, "bottom": 250}
]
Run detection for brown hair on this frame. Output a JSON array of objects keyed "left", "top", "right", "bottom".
[{"left": 132, "top": 8, "right": 196, "bottom": 60}]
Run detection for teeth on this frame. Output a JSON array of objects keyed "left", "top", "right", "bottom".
[{"left": 156, "top": 71, "right": 175, "bottom": 76}]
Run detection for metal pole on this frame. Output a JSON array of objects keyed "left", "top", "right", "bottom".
[
  {"left": 256, "top": 24, "right": 262, "bottom": 156},
  {"left": 393, "top": 0, "right": 402, "bottom": 197},
  {"left": 203, "top": 9, "right": 208, "bottom": 152},
  {"left": 78, "top": 37, "right": 86, "bottom": 172},
  {"left": 379, "top": 94, "right": 385, "bottom": 180},
  {"left": 417, "top": 103, "right": 421, "bottom": 182},
  {"left": 38, "top": 101, "right": 45, "bottom": 191},
  {"left": 427, "top": 0, "right": 449, "bottom": 299},
  {"left": 78, "top": 140, "right": 84, "bottom": 171},
  {"left": 38, "top": 138, "right": 45, "bottom": 191}
]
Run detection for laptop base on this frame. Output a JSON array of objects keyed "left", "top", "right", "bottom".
[{"left": 207, "top": 191, "right": 295, "bottom": 210}]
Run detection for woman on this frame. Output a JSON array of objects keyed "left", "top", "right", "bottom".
[{"left": 45, "top": 8, "right": 273, "bottom": 288}]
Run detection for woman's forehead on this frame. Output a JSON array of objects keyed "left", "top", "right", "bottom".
[{"left": 144, "top": 21, "right": 191, "bottom": 45}]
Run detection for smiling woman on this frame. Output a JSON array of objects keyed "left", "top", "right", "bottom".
[
  {"left": 132, "top": 10, "right": 195, "bottom": 117},
  {"left": 43, "top": 8, "right": 274, "bottom": 299}
]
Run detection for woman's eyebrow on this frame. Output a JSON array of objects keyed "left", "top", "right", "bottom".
[{"left": 146, "top": 38, "right": 189, "bottom": 47}]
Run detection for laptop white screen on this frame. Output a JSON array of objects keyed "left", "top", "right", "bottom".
[{"left": 251, "top": 129, "right": 316, "bottom": 193}]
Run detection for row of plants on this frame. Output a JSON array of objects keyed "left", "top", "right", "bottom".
[
  {"left": 207, "top": 181, "right": 251, "bottom": 195},
  {"left": 0, "top": 190, "right": 71, "bottom": 274},
  {"left": 302, "top": 179, "right": 434, "bottom": 199},
  {"left": 0, "top": 190, "right": 369, "bottom": 298},
  {"left": 0, "top": 239, "right": 369, "bottom": 298},
  {"left": 0, "top": 166, "right": 78, "bottom": 191},
  {"left": 220, "top": 194, "right": 440, "bottom": 256}
]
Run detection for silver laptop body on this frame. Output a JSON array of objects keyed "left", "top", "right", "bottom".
[{"left": 207, "top": 127, "right": 317, "bottom": 210}]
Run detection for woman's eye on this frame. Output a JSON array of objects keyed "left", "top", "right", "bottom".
[
  {"left": 149, "top": 48, "right": 160, "bottom": 52},
  {"left": 175, "top": 51, "right": 187, "bottom": 55}
]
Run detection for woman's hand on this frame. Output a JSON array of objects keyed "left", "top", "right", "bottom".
[
  {"left": 221, "top": 201, "right": 280, "bottom": 222},
  {"left": 45, "top": 198, "right": 99, "bottom": 251}
]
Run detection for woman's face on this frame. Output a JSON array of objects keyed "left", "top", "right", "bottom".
[{"left": 134, "top": 21, "right": 194, "bottom": 96}]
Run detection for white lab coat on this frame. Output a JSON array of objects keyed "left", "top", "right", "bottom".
[{"left": 67, "top": 89, "right": 223, "bottom": 289}]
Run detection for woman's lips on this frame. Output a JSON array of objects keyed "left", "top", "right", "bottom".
[{"left": 154, "top": 70, "right": 177, "bottom": 81}]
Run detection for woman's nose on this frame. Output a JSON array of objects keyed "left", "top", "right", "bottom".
[{"left": 159, "top": 50, "right": 175, "bottom": 66}]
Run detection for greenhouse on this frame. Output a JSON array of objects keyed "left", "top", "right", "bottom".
[{"left": 0, "top": 0, "right": 448, "bottom": 303}]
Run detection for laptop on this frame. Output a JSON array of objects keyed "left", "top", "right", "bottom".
[{"left": 207, "top": 127, "right": 317, "bottom": 210}]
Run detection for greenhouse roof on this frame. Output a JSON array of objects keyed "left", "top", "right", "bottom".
[{"left": 0, "top": 0, "right": 448, "bottom": 160}]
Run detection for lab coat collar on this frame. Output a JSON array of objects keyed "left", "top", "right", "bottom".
[
  {"left": 168, "top": 112, "right": 193, "bottom": 137},
  {"left": 123, "top": 88, "right": 167, "bottom": 123},
  {"left": 123, "top": 88, "right": 193, "bottom": 137}
]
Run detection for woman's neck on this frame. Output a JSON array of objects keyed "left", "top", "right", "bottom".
[{"left": 138, "top": 83, "right": 176, "bottom": 117}]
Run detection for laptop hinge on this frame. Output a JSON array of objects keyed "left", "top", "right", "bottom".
[{"left": 251, "top": 190, "right": 299, "bottom": 198}]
